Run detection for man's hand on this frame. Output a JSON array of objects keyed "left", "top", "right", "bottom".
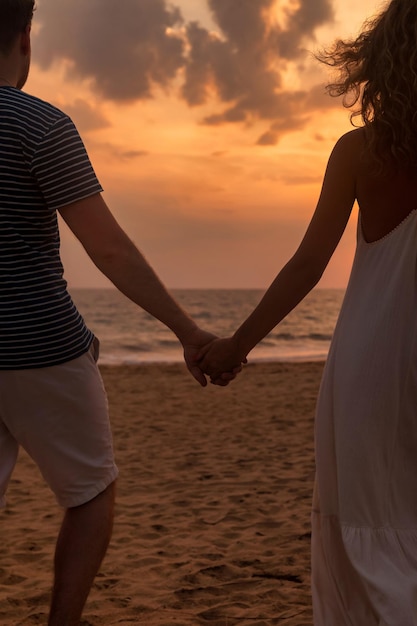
[{"left": 182, "top": 327, "right": 220, "bottom": 386}]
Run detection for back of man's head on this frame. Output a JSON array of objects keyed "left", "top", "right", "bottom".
[{"left": 0, "top": 0, "right": 34, "bottom": 56}]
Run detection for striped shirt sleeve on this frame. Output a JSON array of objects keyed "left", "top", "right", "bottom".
[{"left": 30, "top": 115, "right": 103, "bottom": 210}]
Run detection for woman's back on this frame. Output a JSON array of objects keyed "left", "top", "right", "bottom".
[{"left": 352, "top": 128, "right": 417, "bottom": 242}]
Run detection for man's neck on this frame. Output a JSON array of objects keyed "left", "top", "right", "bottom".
[{"left": 0, "top": 75, "right": 15, "bottom": 87}]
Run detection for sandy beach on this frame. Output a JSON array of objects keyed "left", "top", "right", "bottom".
[{"left": 0, "top": 361, "right": 324, "bottom": 626}]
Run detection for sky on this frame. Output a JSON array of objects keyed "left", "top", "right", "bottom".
[{"left": 28, "top": 0, "right": 384, "bottom": 289}]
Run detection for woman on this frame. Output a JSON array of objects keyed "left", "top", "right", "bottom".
[{"left": 200, "top": 1, "right": 417, "bottom": 623}]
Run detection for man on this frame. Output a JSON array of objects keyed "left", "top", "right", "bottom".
[{"left": 0, "top": 2, "right": 237, "bottom": 624}]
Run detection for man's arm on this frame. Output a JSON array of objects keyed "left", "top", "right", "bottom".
[{"left": 58, "top": 193, "right": 225, "bottom": 386}]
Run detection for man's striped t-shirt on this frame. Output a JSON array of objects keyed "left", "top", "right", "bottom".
[{"left": 0, "top": 86, "right": 103, "bottom": 369}]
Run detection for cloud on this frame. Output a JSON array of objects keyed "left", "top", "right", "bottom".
[
  {"left": 62, "top": 99, "right": 111, "bottom": 133},
  {"left": 35, "top": 0, "right": 185, "bottom": 101},
  {"left": 92, "top": 143, "right": 149, "bottom": 161},
  {"left": 119, "top": 149, "right": 149, "bottom": 160},
  {"left": 34, "top": 0, "right": 336, "bottom": 145},
  {"left": 276, "top": 0, "right": 334, "bottom": 58},
  {"left": 182, "top": 0, "right": 336, "bottom": 143},
  {"left": 281, "top": 173, "right": 323, "bottom": 186}
]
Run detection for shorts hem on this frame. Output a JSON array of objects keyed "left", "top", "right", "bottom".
[{"left": 58, "top": 466, "right": 119, "bottom": 509}]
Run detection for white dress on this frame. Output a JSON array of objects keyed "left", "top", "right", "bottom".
[{"left": 312, "top": 209, "right": 417, "bottom": 625}]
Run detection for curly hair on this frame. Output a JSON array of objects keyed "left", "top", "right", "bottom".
[
  {"left": 0, "top": 0, "right": 35, "bottom": 55},
  {"left": 318, "top": 0, "right": 417, "bottom": 173}
]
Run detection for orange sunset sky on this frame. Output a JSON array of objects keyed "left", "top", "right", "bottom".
[{"left": 28, "top": 0, "right": 382, "bottom": 289}]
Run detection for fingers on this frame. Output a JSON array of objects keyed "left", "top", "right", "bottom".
[
  {"left": 188, "top": 364, "right": 208, "bottom": 387},
  {"left": 209, "top": 376, "right": 230, "bottom": 386}
]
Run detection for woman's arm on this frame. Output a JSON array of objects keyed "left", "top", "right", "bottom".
[{"left": 200, "top": 130, "right": 360, "bottom": 377}]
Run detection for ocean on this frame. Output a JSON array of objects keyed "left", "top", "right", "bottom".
[{"left": 70, "top": 288, "right": 345, "bottom": 366}]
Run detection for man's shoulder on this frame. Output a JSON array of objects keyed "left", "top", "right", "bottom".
[{"left": 1, "top": 87, "right": 68, "bottom": 125}]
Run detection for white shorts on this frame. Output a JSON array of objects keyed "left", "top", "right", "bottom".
[{"left": 0, "top": 338, "right": 118, "bottom": 508}]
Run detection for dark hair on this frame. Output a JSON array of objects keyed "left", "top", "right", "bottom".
[
  {"left": 0, "top": 0, "right": 35, "bottom": 55},
  {"left": 318, "top": 0, "right": 417, "bottom": 173}
]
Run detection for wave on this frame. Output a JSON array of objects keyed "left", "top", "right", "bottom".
[{"left": 72, "top": 287, "right": 343, "bottom": 364}]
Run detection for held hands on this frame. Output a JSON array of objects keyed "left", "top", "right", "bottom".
[
  {"left": 182, "top": 327, "right": 219, "bottom": 386},
  {"left": 197, "top": 336, "right": 247, "bottom": 385},
  {"left": 182, "top": 328, "right": 246, "bottom": 387}
]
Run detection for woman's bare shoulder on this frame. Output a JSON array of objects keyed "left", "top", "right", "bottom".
[
  {"left": 326, "top": 128, "right": 366, "bottom": 177},
  {"left": 322, "top": 129, "right": 365, "bottom": 179},
  {"left": 334, "top": 127, "right": 365, "bottom": 152}
]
